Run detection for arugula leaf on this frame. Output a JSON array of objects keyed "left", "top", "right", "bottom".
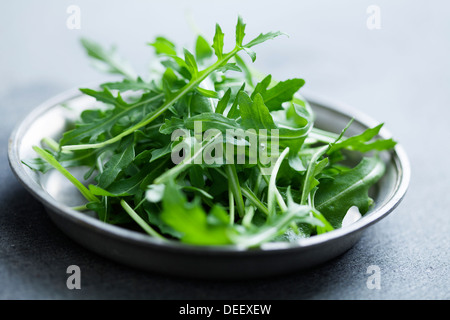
[
  {"left": 235, "top": 16, "right": 246, "bottom": 47},
  {"left": 81, "top": 38, "right": 137, "bottom": 80},
  {"left": 160, "top": 180, "right": 232, "bottom": 245},
  {"left": 195, "top": 35, "right": 213, "bottom": 62},
  {"left": 314, "top": 157, "right": 386, "bottom": 228},
  {"left": 243, "top": 31, "right": 286, "bottom": 49},
  {"left": 263, "top": 78, "right": 305, "bottom": 111},
  {"left": 183, "top": 48, "right": 198, "bottom": 78},
  {"left": 238, "top": 92, "right": 277, "bottom": 130},
  {"left": 215, "top": 88, "right": 231, "bottom": 114},
  {"left": 148, "top": 36, "right": 177, "bottom": 56},
  {"left": 97, "top": 140, "right": 135, "bottom": 188},
  {"left": 212, "top": 24, "right": 225, "bottom": 59},
  {"left": 101, "top": 77, "right": 155, "bottom": 92},
  {"left": 60, "top": 90, "right": 164, "bottom": 146},
  {"left": 80, "top": 87, "right": 129, "bottom": 109},
  {"left": 251, "top": 75, "right": 305, "bottom": 111},
  {"left": 300, "top": 146, "right": 330, "bottom": 205},
  {"left": 328, "top": 123, "right": 397, "bottom": 154},
  {"left": 227, "top": 83, "right": 246, "bottom": 119}
]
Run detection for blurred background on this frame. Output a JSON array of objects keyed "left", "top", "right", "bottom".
[
  {"left": 2, "top": 0, "right": 449, "bottom": 123},
  {"left": 0, "top": 0, "right": 449, "bottom": 299}
]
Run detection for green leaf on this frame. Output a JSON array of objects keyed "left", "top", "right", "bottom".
[
  {"left": 216, "top": 62, "right": 242, "bottom": 73},
  {"left": 238, "top": 92, "right": 277, "bottom": 130},
  {"left": 215, "top": 88, "right": 231, "bottom": 114},
  {"left": 80, "top": 38, "right": 137, "bottom": 80},
  {"left": 242, "top": 47, "right": 256, "bottom": 62},
  {"left": 190, "top": 91, "right": 215, "bottom": 113},
  {"left": 101, "top": 77, "right": 156, "bottom": 92},
  {"left": 97, "top": 141, "right": 135, "bottom": 188},
  {"left": 80, "top": 87, "right": 129, "bottom": 109},
  {"left": 243, "top": 31, "right": 286, "bottom": 49},
  {"left": 299, "top": 145, "right": 329, "bottom": 205},
  {"left": 159, "top": 117, "right": 185, "bottom": 134},
  {"left": 145, "top": 206, "right": 183, "bottom": 238},
  {"left": 150, "top": 144, "right": 172, "bottom": 162},
  {"left": 237, "top": 92, "right": 311, "bottom": 147},
  {"left": 88, "top": 184, "right": 129, "bottom": 197},
  {"left": 262, "top": 78, "right": 305, "bottom": 111},
  {"left": 60, "top": 91, "right": 163, "bottom": 146},
  {"left": 148, "top": 36, "right": 177, "bottom": 56},
  {"left": 252, "top": 76, "right": 305, "bottom": 111},
  {"left": 22, "top": 157, "right": 53, "bottom": 173},
  {"left": 32, "top": 146, "right": 99, "bottom": 203},
  {"left": 188, "top": 165, "right": 206, "bottom": 189},
  {"left": 225, "top": 164, "right": 245, "bottom": 218},
  {"left": 251, "top": 75, "right": 272, "bottom": 99},
  {"left": 328, "top": 124, "right": 397, "bottom": 154},
  {"left": 183, "top": 48, "right": 198, "bottom": 78},
  {"left": 314, "top": 157, "right": 386, "bottom": 228},
  {"left": 185, "top": 112, "right": 240, "bottom": 133},
  {"left": 227, "top": 83, "right": 246, "bottom": 119},
  {"left": 212, "top": 24, "right": 225, "bottom": 59},
  {"left": 195, "top": 87, "right": 219, "bottom": 99},
  {"left": 195, "top": 35, "right": 213, "bottom": 62},
  {"left": 160, "top": 180, "right": 232, "bottom": 245},
  {"left": 235, "top": 16, "right": 246, "bottom": 46},
  {"left": 106, "top": 160, "right": 167, "bottom": 196},
  {"left": 272, "top": 103, "right": 310, "bottom": 132}
]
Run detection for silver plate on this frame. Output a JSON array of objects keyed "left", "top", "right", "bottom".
[{"left": 8, "top": 88, "right": 410, "bottom": 279}]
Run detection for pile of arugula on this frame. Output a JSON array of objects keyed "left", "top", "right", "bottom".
[{"left": 25, "top": 17, "right": 396, "bottom": 247}]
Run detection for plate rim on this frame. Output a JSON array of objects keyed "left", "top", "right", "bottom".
[{"left": 7, "top": 87, "right": 411, "bottom": 255}]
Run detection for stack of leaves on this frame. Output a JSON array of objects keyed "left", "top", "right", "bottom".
[{"left": 25, "top": 17, "right": 396, "bottom": 247}]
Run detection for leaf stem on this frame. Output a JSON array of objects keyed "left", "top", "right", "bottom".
[
  {"left": 241, "top": 185, "right": 269, "bottom": 216},
  {"left": 71, "top": 204, "right": 88, "bottom": 211},
  {"left": 228, "top": 189, "right": 235, "bottom": 225},
  {"left": 120, "top": 199, "right": 166, "bottom": 240},
  {"left": 41, "top": 137, "right": 60, "bottom": 152},
  {"left": 300, "top": 145, "right": 328, "bottom": 205},
  {"left": 32, "top": 146, "right": 99, "bottom": 203},
  {"left": 267, "top": 147, "right": 289, "bottom": 216},
  {"left": 225, "top": 164, "right": 245, "bottom": 218}
]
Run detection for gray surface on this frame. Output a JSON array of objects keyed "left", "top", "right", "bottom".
[{"left": 0, "top": 0, "right": 449, "bottom": 299}]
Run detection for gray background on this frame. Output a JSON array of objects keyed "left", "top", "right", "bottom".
[{"left": 1, "top": 0, "right": 449, "bottom": 299}]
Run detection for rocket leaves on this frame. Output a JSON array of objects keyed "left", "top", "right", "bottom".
[
  {"left": 315, "top": 157, "right": 386, "bottom": 228},
  {"left": 24, "top": 16, "right": 397, "bottom": 248},
  {"left": 80, "top": 38, "right": 137, "bottom": 80}
]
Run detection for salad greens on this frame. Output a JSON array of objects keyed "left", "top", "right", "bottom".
[{"left": 25, "top": 17, "right": 396, "bottom": 247}]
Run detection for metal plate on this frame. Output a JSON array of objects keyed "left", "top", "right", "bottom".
[{"left": 8, "top": 88, "right": 410, "bottom": 279}]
